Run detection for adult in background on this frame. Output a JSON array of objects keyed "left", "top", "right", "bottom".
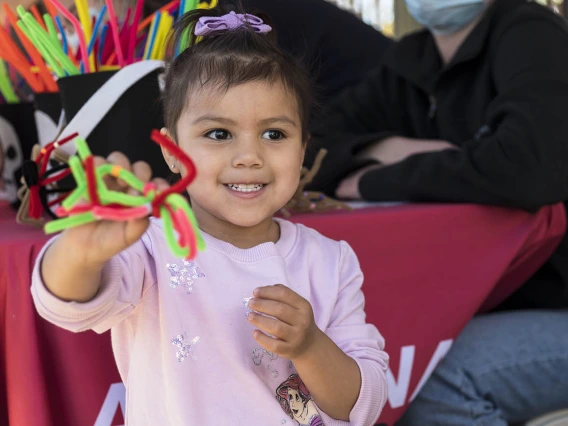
[
  {"left": 308, "top": 0, "right": 568, "bottom": 424},
  {"left": 143, "top": 0, "right": 393, "bottom": 101}
]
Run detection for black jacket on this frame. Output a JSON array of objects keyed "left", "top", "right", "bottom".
[
  {"left": 238, "top": 0, "right": 392, "bottom": 101},
  {"left": 309, "top": 0, "right": 568, "bottom": 309}
]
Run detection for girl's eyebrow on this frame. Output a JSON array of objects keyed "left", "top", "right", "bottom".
[
  {"left": 259, "top": 116, "right": 298, "bottom": 127},
  {"left": 192, "top": 115, "right": 298, "bottom": 127},
  {"left": 192, "top": 115, "right": 237, "bottom": 125}
]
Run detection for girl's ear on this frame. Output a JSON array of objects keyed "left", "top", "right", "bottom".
[{"left": 160, "top": 128, "right": 178, "bottom": 173}]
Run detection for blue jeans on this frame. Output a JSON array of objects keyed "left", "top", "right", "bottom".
[{"left": 397, "top": 310, "right": 568, "bottom": 426}]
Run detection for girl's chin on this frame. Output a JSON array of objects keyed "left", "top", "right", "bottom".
[{"left": 223, "top": 215, "right": 276, "bottom": 229}]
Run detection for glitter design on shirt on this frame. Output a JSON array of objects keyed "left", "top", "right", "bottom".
[
  {"left": 167, "top": 259, "right": 205, "bottom": 293},
  {"left": 171, "top": 333, "right": 200, "bottom": 362},
  {"left": 243, "top": 297, "right": 256, "bottom": 316},
  {"left": 253, "top": 348, "right": 280, "bottom": 378}
]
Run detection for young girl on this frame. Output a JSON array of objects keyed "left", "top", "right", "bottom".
[{"left": 31, "top": 5, "right": 388, "bottom": 425}]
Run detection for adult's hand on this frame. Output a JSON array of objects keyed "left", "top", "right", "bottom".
[
  {"left": 336, "top": 137, "right": 457, "bottom": 200},
  {"left": 358, "top": 136, "right": 457, "bottom": 165},
  {"left": 336, "top": 164, "right": 382, "bottom": 200}
]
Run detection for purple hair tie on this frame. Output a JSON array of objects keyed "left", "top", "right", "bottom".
[{"left": 194, "top": 11, "right": 272, "bottom": 37}]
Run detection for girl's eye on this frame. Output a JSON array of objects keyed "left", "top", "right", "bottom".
[
  {"left": 262, "top": 130, "right": 284, "bottom": 141},
  {"left": 206, "top": 129, "right": 231, "bottom": 140}
]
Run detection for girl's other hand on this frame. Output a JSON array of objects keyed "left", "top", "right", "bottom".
[{"left": 247, "top": 284, "right": 324, "bottom": 361}]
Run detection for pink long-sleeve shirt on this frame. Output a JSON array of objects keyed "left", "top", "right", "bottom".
[{"left": 31, "top": 218, "right": 388, "bottom": 425}]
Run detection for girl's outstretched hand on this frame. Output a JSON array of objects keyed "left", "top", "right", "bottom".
[
  {"left": 41, "top": 152, "right": 171, "bottom": 303},
  {"left": 58, "top": 151, "right": 171, "bottom": 266}
]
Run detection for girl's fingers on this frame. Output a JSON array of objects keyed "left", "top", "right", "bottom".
[
  {"left": 247, "top": 298, "right": 297, "bottom": 326},
  {"left": 152, "top": 177, "right": 170, "bottom": 192},
  {"left": 106, "top": 151, "right": 131, "bottom": 170},
  {"left": 248, "top": 312, "right": 293, "bottom": 341},
  {"left": 127, "top": 161, "right": 153, "bottom": 196},
  {"left": 253, "top": 330, "right": 286, "bottom": 356},
  {"left": 86, "top": 153, "right": 168, "bottom": 197},
  {"left": 132, "top": 161, "right": 152, "bottom": 183},
  {"left": 93, "top": 156, "right": 106, "bottom": 167}
]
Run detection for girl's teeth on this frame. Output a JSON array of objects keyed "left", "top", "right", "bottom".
[{"left": 228, "top": 184, "right": 264, "bottom": 193}]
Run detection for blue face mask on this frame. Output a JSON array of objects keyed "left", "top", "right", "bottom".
[{"left": 404, "top": 0, "right": 486, "bottom": 35}]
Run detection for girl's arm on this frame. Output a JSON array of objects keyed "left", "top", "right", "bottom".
[
  {"left": 32, "top": 155, "right": 163, "bottom": 333},
  {"left": 248, "top": 241, "right": 388, "bottom": 424},
  {"left": 41, "top": 231, "right": 108, "bottom": 303},
  {"left": 291, "top": 328, "right": 366, "bottom": 422},
  {"left": 32, "top": 233, "right": 157, "bottom": 334}
]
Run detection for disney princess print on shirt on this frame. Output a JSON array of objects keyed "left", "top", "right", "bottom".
[{"left": 276, "top": 374, "right": 324, "bottom": 426}]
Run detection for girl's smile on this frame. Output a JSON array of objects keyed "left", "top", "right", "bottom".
[{"left": 225, "top": 183, "right": 267, "bottom": 199}]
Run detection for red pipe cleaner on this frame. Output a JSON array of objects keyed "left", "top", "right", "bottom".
[
  {"left": 40, "top": 168, "right": 72, "bottom": 186},
  {"left": 84, "top": 156, "right": 101, "bottom": 207},
  {"left": 48, "top": 194, "right": 69, "bottom": 207},
  {"left": 149, "top": 130, "right": 197, "bottom": 217}
]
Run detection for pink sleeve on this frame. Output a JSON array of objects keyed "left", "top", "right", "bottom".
[
  {"left": 318, "top": 241, "right": 389, "bottom": 426},
  {"left": 31, "top": 234, "right": 157, "bottom": 334}
]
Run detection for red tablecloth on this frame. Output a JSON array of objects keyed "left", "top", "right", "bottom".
[{"left": 1, "top": 202, "right": 566, "bottom": 426}]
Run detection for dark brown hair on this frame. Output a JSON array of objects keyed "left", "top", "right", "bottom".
[{"left": 163, "top": 3, "right": 312, "bottom": 142}]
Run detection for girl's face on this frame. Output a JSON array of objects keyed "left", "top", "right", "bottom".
[{"left": 169, "top": 81, "right": 305, "bottom": 238}]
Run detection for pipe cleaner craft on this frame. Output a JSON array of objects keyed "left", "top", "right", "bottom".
[{"left": 18, "top": 129, "right": 205, "bottom": 259}]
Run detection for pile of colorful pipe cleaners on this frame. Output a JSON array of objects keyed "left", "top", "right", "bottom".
[
  {"left": 0, "top": 0, "right": 218, "bottom": 94},
  {"left": 26, "top": 129, "right": 205, "bottom": 259}
]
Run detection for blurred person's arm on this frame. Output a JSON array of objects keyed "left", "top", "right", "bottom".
[{"left": 311, "top": 16, "right": 568, "bottom": 210}]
